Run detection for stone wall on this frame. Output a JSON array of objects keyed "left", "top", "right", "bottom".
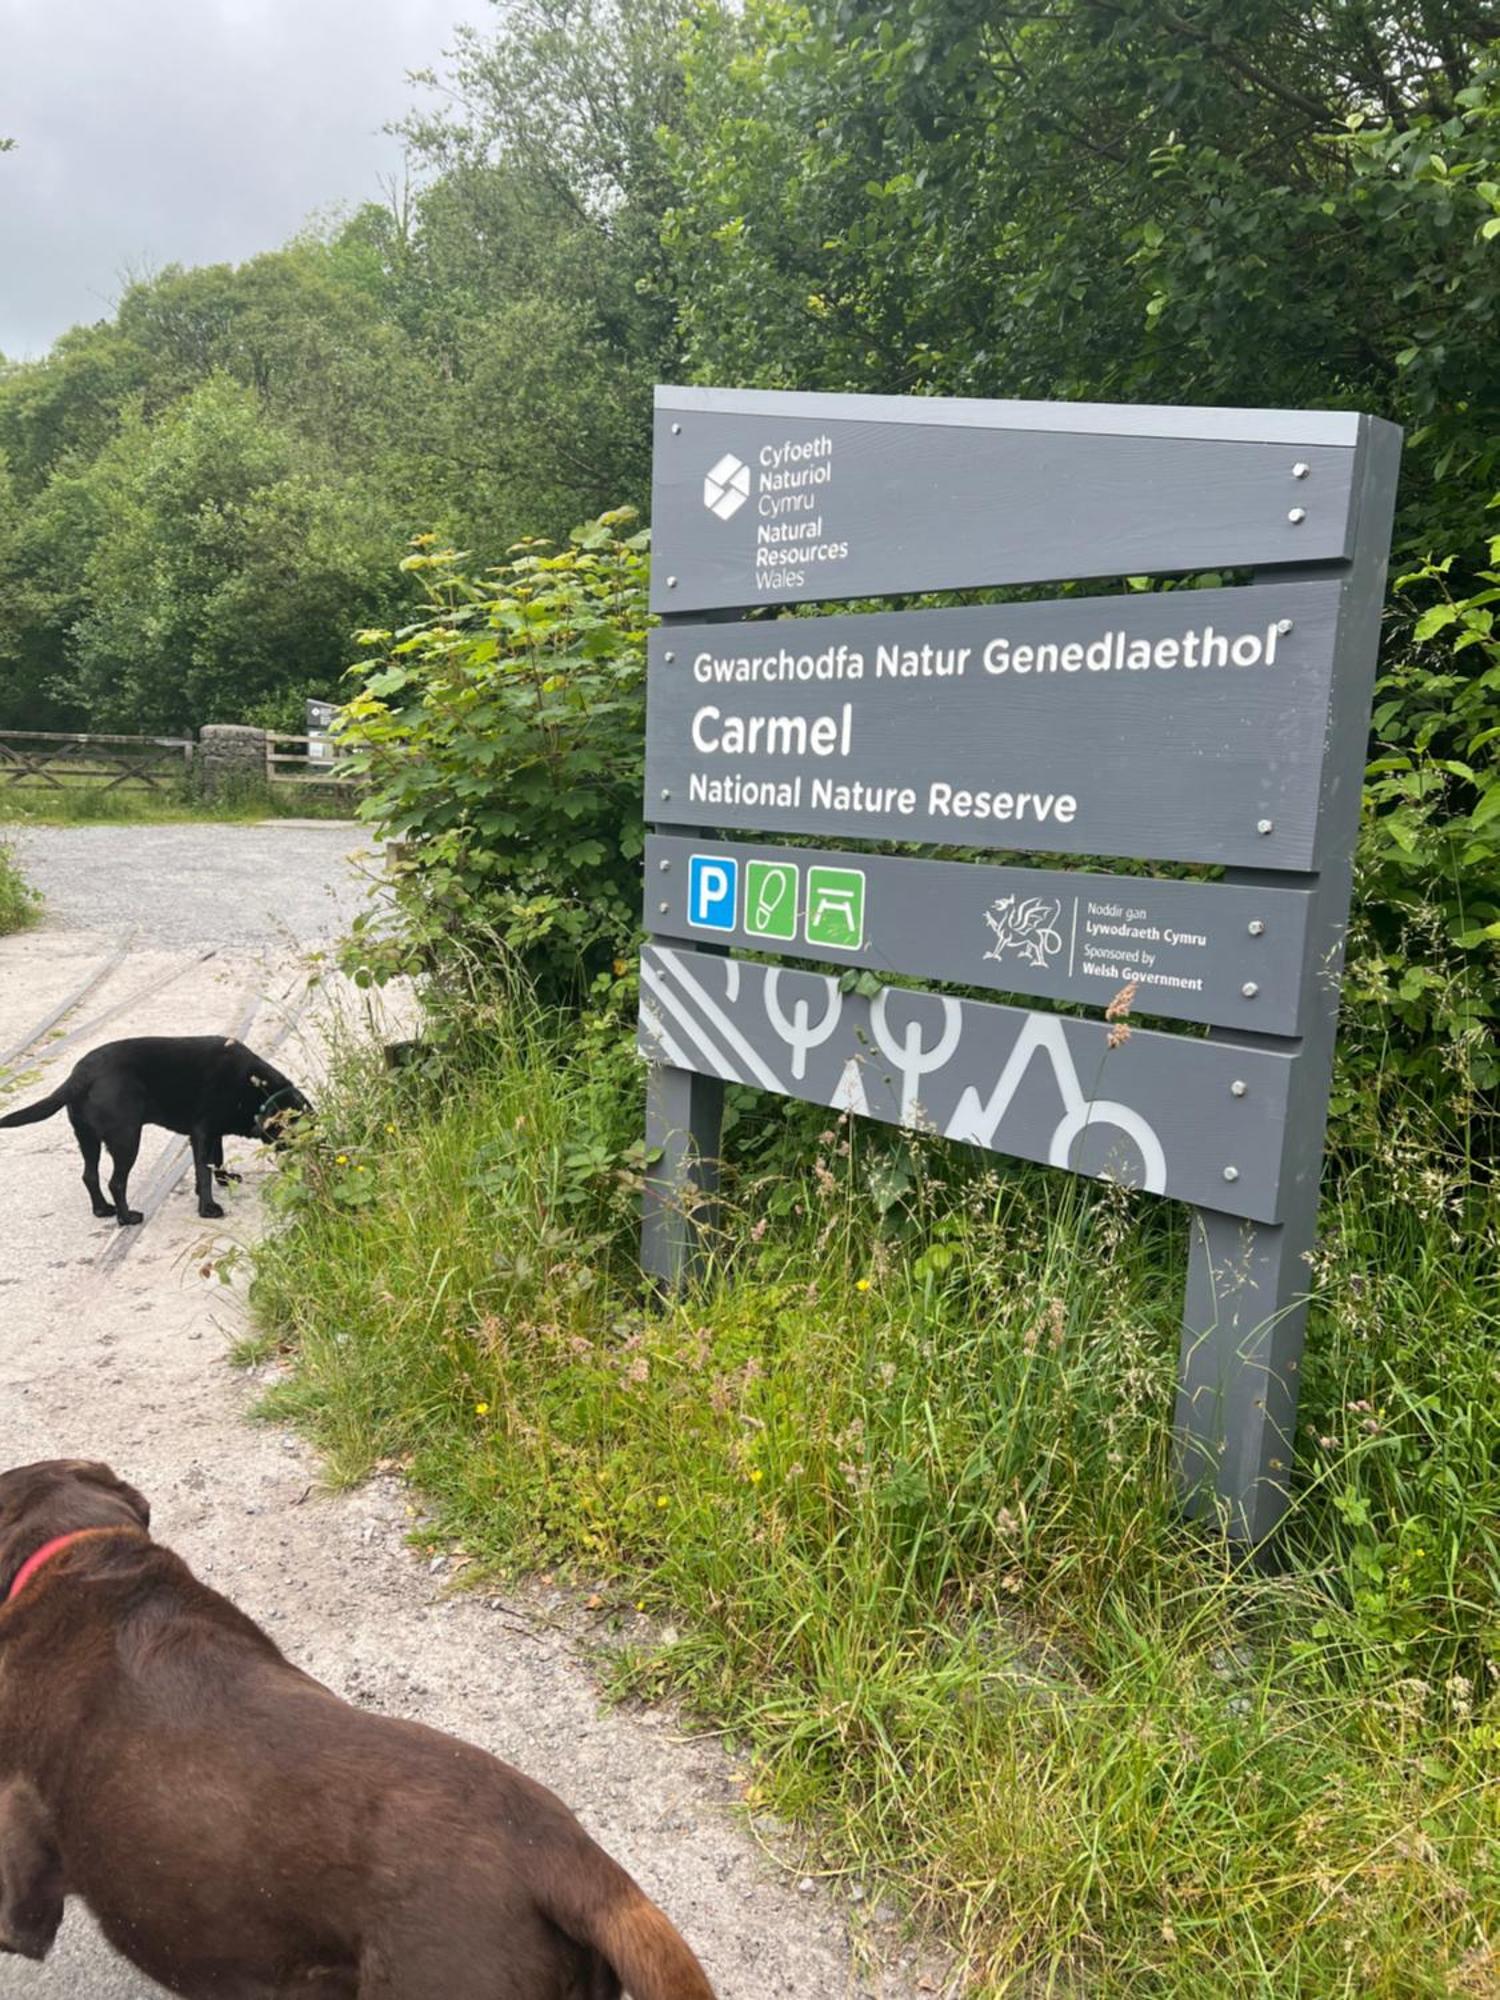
[{"left": 197, "top": 724, "right": 266, "bottom": 799}]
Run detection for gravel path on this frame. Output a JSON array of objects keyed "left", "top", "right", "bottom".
[
  {"left": 0, "top": 825, "right": 944, "bottom": 2000},
  {"left": 7, "top": 820, "right": 376, "bottom": 949}
]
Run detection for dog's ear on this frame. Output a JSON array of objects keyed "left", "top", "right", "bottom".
[{"left": 67, "top": 1460, "right": 151, "bottom": 1530}]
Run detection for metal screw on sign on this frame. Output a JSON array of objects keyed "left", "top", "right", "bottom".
[
  {"left": 1248, "top": 920, "right": 1265, "bottom": 936},
  {"left": 664, "top": 651, "right": 675, "bottom": 662},
  {"left": 1277, "top": 619, "right": 1294, "bottom": 635},
  {"left": 661, "top": 788, "right": 671, "bottom": 800},
  {"left": 1230, "top": 1081, "right": 1248, "bottom": 1098},
  {"left": 1292, "top": 462, "right": 1309, "bottom": 478},
  {"left": 1242, "top": 982, "right": 1259, "bottom": 999},
  {"left": 667, "top": 576, "right": 679, "bottom": 589},
  {"left": 1288, "top": 508, "right": 1306, "bottom": 524},
  {"left": 659, "top": 859, "right": 671, "bottom": 872},
  {"left": 1257, "top": 819, "right": 1274, "bottom": 835},
  {"left": 1222, "top": 1166, "right": 1240, "bottom": 1183},
  {"left": 658, "top": 902, "right": 669, "bottom": 914},
  {"left": 671, "top": 423, "right": 682, "bottom": 435}
]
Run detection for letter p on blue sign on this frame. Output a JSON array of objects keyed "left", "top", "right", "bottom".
[{"left": 688, "top": 854, "right": 738, "bottom": 931}]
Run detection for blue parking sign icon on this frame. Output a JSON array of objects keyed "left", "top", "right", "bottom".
[{"left": 688, "top": 854, "right": 738, "bottom": 931}]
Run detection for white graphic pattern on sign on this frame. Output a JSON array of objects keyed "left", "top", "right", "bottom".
[
  {"left": 984, "top": 893, "right": 1064, "bottom": 969},
  {"left": 869, "top": 988, "right": 963, "bottom": 1121},
  {"left": 647, "top": 951, "right": 786, "bottom": 1092},
  {"left": 703, "top": 454, "right": 751, "bottom": 521},
  {"left": 945, "top": 1012, "right": 1167, "bottom": 1192},
  {"left": 642, "top": 949, "right": 1168, "bottom": 1192},
  {"left": 764, "top": 967, "right": 842, "bottom": 1080}
]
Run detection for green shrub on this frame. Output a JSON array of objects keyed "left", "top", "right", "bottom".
[
  {"left": 1336, "top": 527, "right": 1500, "bottom": 1137},
  {"left": 338, "top": 513, "right": 650, "bottom": 1004},
  {"left": 0, "top": 838, "right": 39, "bottom": 932}
]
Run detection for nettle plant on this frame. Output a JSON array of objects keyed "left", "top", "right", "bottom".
[{"left": 339, "top": 512, "right": 651, "bottom": 1003}]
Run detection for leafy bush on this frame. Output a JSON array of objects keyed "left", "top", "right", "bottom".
[
  {"left": 338, "top": 512, "right": 650, "bottom": 1003},
  {"left": 0, "top": 837, "right": 38, "bottom": 933},
  {"left": 1337, "top": 520, "right": 1500, "bottom": 1136},
  {"left": 53, "top": 378, "right": 401, "bottom": 735}
]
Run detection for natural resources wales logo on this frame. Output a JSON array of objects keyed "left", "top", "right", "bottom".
[{"left": 703, "top": 452, "right": 750, "bottom": 521}]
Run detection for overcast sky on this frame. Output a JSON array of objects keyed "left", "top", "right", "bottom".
[{"left": 0, "top": 0, "right": 479, "bottom": 359}]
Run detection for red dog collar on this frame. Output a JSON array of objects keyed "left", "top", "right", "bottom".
[{"left": 6, "top": 1531, "right": 94, "bottom": 1605}]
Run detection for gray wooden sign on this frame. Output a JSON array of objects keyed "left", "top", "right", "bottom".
[
  {"left": 640, "top": 386, "right": 1403, "bottom": 1547},
  {"left": 647, "top": 581, "right": 1342, "bottom": 869},
  {"left": 652, "top": 386, "right": 1363, "bottom": 614},
  {"left": 640, "top": 945, "right": 1293, "bottom": 1222},
  {"left": 644, "top": 835, "right": 1314, "bottom": 1037}
]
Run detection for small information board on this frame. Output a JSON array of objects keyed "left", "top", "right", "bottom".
[
  {"left": 641, "top": 945, "right": 1294, "bottom": 1222},
  {"left": 640, "top": 384, "right": 1401, "bottom": 1544},
  {"left": 305, "top": 698, "right": 339, "bottom": 764},
  {"left": 651, "top": 388, "right": 1362, "bottom": 613},
  {"left": 647, "top": 582, "right": 1342, "bottom": 869},
  {"left": 647, "top": 836, "right": 1313, "bottom": 1037}
]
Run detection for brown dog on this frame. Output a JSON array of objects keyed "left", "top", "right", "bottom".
[{"left": 0, "top": 1460, "right": 717, "bottom": 2000}]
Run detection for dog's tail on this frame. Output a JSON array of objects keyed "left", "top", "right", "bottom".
[
  {"left": 0, "top": 1083, "right": 71, "bottom": 1130},
  {"left": 533, "top": 1843, "right": 717, "bottom": 2000}
]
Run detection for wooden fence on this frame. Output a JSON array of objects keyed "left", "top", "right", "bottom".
[
  {"left": 0, "top": 730, "right": 194, "bottom": 793},
  {"left": 264, "top": 731, "right": 361, "bottom": 789}
]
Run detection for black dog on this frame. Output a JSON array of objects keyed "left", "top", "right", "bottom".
[{"left": 0, "top": 1036, "right": 311, "bottom": 1226}]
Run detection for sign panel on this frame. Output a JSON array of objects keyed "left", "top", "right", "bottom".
[
  {"left": 652, "top": 386, "right": 1361, "bottom": 613},
  {"left": 647, "top": 580, "right": 1342, "bottom": 869},
  {"left": 647, "top": 836, "right": 1314, "bottom": 1036},
  {"left": 639, "top": 947, "right": 1294, "bottom": 1224},
  {"left": 640, "top": 386, "right": 1402, "bottom": 1544},
  {"left": 305, "top": 698, "right": 339, "bottom": 764}
]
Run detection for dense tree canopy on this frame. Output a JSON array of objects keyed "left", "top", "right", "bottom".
[
  {"left": 667, "top": 2, "right": 1500, "bottom": 550},
  {"left": 2, "top": 1, "right": 1497, "bottom": 741},
  {"left": 0, "top": 0, "right": 684, "bottom": 732}
]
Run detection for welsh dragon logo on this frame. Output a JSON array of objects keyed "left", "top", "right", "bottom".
[{"left": 983, "top": 892, "right": 1063, "bottom": 970}]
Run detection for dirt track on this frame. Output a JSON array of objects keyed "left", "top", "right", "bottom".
[{"left": 0, "top": 824, "right": 943, "bottom": 2000}]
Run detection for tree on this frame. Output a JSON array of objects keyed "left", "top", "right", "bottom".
[
  {"left": 667, "top": 2, "right": 1500, "bottom": 545},
  {"left": 391, "top": 0, "right": 693, "bottom": 528},
  {"left": 56, "top": 379, "right": 400, "bottom": 732}
]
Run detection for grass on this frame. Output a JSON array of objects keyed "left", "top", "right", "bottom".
[
  {"left": 250, "top": 991, "right": 1500, "bottom": 1997},
  {"left": 0, "top": 837, "right": 41, "bottom": 932},
  {"left": 0, "top": 777, "right": 356, "bottom": 825}
]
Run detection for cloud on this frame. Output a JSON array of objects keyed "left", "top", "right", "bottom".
[{"left": 0, "top": 0, "right": 474, "bottom": 357}]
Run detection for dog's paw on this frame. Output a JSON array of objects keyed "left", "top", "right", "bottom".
[
  {"left": 0, "top": 1911, "right": 60, "bottom": 1961},
  {"left": 198, "top": 1200, "right": 226, "bottom": 1220},
  {"left": 91, "top": 1203, "right": 117, "bottom": 1219},
  {"left": 116, "top": 1210, "right": 145, "bottom": 1226},
  {"left": 0, "top": 1929, "right": 56, "bottom": 1962}
]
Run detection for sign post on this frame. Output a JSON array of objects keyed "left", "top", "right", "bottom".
[{"left": 640, "top": 386, "right": 1400, "bottom": 1543}]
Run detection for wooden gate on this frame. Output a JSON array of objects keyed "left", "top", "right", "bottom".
[
  {"left": 0, "top": 730, "right": 194, "bottom": 793},
  {"left": 264, "top": 732, "right": 361, "bottom": 790}
]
